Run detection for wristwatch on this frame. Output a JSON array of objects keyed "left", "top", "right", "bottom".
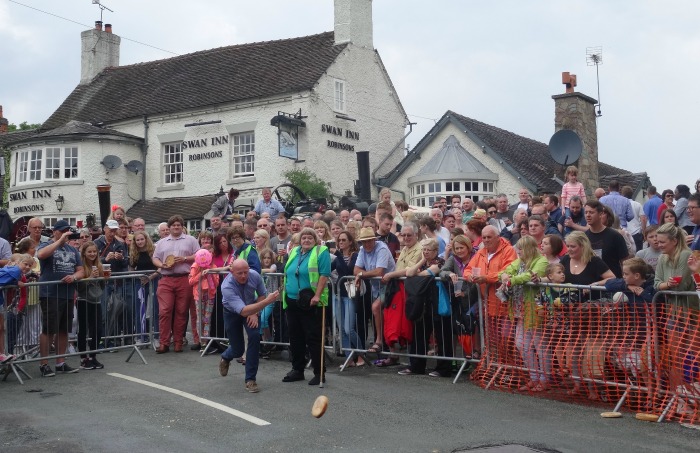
[{"left": 358, "top": 272, "right": 364, "bottom": 278}]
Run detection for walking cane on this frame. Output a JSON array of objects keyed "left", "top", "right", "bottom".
[{"left": 319, "top": 303, "right": 326, "bottom": 388}]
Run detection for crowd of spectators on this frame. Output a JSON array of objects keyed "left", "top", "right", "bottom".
[{"left": 1, "top": 176, "right": 700, "bottom": 398}]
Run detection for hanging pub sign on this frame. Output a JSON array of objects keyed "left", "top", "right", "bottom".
[{"left": 271, "top": 110, "right": 306, "bottom": 161}]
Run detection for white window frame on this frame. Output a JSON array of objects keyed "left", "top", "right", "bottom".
[
  {"left": 64, "top": 147, "right": 79, "bottom": 179},
  {"left": 232, "top": 132, "right": 255, "bottom": 177},
  {"left": 14, "top": 147, "right": 79, "bottom": 186},
  {"left": 333, "top": 79, "right": 346, "bottom": 113},
  {"left": 187, "top": 219, "right": 202, "bottom": 234},
  {"left": 16, "top": 150, "right": 29, "bottom": 183},
  {"left": 45, "top": 147, "right": 61, "bottom": 180},
  {"left": 163, "top": 143, "right": 183, "bottom": 185},
  {"left": 44, "top": 217, "right": 78, "bottom": 228},
  {"left": 29, "top": 149, "right": 42, "bottom": 182}
]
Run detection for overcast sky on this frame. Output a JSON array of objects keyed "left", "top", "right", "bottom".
[{"left": 2, "top": 0, "right": 697, "bottom": 194}]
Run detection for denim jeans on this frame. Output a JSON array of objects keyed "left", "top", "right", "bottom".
[
  {"left": 339, "top": 296, "right": 362, "bottom": 357},
  {"left": 515, "top": 319, "right": 551, "bottom": 383},
  {"left": 221, "top": 308, "right": 260, "bottom": 382}
]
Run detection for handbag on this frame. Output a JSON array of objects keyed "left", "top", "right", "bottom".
[
  {"left": 454, "top": 302, "right": 479, "bottom": 336},
  {"left": 437, "top": 281, "right": 452, "bottom": 317},
  {"left": 107, "top": 290, "right": 126, "bottom": 315},
  {"left": 288, "top": 287, "right": 315, "bottom": 311},
  {"left": 86, "top": 281, "right": 104, "bottom": 303}
]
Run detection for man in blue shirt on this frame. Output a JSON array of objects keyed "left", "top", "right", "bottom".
[
  {"left": 353, "top": 227, "right": 396, "bottom": 354},
  {"left": 254, "top": 188, "right": 286, "bottom": 218},
  {"left": 37, "top": 220, "right": 84, "bottom": 377},
  {"left": 599, "top": 180, "right": 633, "bottom": 228},
  {"left": 219, "top": 259, "right": 279, "bottom": 393},
  {"left": 643, "top": 186, "right": 663, "bottom": 226}
]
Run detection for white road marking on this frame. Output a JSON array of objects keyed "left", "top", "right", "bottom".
[{"left": 107, "top": 372, "right": 270, "bottom": 426}]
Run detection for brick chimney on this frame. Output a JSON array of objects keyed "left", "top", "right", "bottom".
[
  {"left": 0, "top": 106, "right": 8, "bottom": 134},
  {"left": 552, "top": 73, "right": 599, "bottom": 195},
  {"left": 334, "top": 0, "right": 373, "bottom": 49},
  {"left": 80, "top": 21, "right": 120, "bottom": 84}
]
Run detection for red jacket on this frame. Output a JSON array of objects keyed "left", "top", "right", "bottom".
[{"left": 463, "top": 237, "right": 517, "bottom": 317}]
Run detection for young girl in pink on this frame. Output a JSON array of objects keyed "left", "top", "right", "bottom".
[
  {"left": 560, "top": 165, "right": 587, "bottom": 209},
  {"left": 188, "top": 249, "right": 220, "bottom": 351}
]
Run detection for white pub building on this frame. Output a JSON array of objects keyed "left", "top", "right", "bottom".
[{"left": 2, "top": 0, "right": 408, "bottom": 231}]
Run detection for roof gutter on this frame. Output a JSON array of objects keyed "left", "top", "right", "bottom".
[
  {"left": 371, "top": 122, "right": 414, "bottom": 187},
  {"left": 375, "top": 184, "right": 406, "bottom": 202}
]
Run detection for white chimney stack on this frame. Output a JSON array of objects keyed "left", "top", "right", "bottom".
[
  {"left": 80, "top": 21, "right": 120, "bottom": 84},
  {"left": 334, "top": 0, "right": 374, "bottom": 49}
]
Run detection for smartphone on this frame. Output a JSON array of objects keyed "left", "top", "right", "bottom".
[
  {"left": 326, "top": 241, "right": 336, "bottom": 249},
  {"left": 68, "top": 232, "right": 81, "bottom": 240}
]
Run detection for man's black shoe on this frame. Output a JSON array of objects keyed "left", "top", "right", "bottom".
[{"left": 282, "top": 370, "right": 305, "bottom": 382}]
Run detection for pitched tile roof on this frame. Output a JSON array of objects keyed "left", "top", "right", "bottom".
[
  {"left": 382, "top": 110, "right": 650, "bottom": 196},
  {"left": 26, "top": 121, "right": 143, "bottom": 144},
  {"left": 449, "top": 111, "right": 565, "bottom": 193},
  {"left": 126, "top": 195, "right": 218, "bottom": 224},
  {"left": 598, "top": 163, "right": 651, "bottom": 198},
  {"left": 43, "top": 32, "right": 347, "bottom": 130},
  {"left": 410, "top": 135, "right": 497, "bottom": 181},
  {"left": 0, "top": 129, "right": 40, "bottom": 149},
  {"left": 126, "top": 195, "right": 258, "bottom": 225}
]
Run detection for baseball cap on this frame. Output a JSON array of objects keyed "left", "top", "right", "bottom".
[
  {"left": 105, "top": 219, "right": 119, "bottom": 229},
  {"left": 53, "top": 220, "right": 71, "bottom": 231}
]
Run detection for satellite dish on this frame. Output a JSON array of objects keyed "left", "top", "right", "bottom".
[
  {"left": 124, "top": 160, "right": 144, "bottom": 175},
  {"left": 548, "top": 129, "right": 582, "bottom": 166},
  {"left": 100, "top": 155, "right": 123, "bottom": 170}
]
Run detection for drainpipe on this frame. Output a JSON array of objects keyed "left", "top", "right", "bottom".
[
  {"left": 371, "top": 122, "right": 414, "bottom": 186},
  {"left": 141, "top": 115, "right": 148, "bottom": 201}
]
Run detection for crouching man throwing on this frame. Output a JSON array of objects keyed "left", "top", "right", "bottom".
[{"left": 217, "top": 259, "right": 279, "bottom": 393}]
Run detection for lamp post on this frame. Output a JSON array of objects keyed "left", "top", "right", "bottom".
[{"left": 55, "top": 194, "right": 65, "bottom": 212}]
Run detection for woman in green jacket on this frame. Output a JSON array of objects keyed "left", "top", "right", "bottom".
[{"left": 499, "top": 236, "right": 549, "bottom": 391}]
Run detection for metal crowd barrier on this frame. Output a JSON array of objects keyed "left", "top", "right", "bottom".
[
  {"left": 2, "top": 274, "right": 152, "bottom": 384},
  {"left": 650, "top": 290, "right": 700, "bottom": 423},
  {"left": 471, "top": 282, "right": 700, "bottom": 425},
  {"left": 336, "top": 275, "right": 484, "bottom": 384}
]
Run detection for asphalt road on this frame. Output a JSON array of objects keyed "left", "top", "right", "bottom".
[{"left": 1, "top": 348, "right": 698, "bottom": 453}]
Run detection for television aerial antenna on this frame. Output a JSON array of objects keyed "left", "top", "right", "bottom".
[
  {"left": 91, "top": 0, "right": 114, "bottom": 23},
  {"left": 586, "top": 46, "right": 603, "bottom": 117}
]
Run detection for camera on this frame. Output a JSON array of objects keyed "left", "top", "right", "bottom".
[{"left": 68, "top": 232, "right": 82, "bottom": 240}]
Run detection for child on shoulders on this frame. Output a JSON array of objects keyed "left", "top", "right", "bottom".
[{"left": 560, "top": 165, "right": 587, "bottom": 209}]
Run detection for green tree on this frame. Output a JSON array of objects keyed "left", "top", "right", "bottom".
[
  {"left": 282, "top": 168, "right": 332, "bottom": 203},
  {"left": 7, "top": 121, "right": 42, "bottom": 132}
]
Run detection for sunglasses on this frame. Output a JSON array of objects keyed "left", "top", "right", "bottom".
[{"left": 487, "top": 210, "right": 497, "bottom": 215}]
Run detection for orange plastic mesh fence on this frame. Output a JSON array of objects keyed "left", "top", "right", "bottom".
[{"left": 471, "top": 285, "right": 699, "bottom": 425}]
